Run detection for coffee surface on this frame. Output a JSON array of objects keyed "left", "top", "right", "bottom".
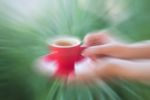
[{"left": 55, "top": 40, "right": 74, "bottom": 46}]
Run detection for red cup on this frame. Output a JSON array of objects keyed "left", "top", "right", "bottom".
[{"left": 48, "top": 37, "right": 86, "bottom": 77}]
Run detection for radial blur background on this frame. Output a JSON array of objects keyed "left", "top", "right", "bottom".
[{"left": 0, "top": 0, "right": 150, "bottom": 100}]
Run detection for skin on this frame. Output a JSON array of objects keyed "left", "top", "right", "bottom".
[{"left": 68, "top": 32, "right": 150, "bottom": 84}]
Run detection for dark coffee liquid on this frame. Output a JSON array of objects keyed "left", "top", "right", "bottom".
[{"left": 55, "top": 40, "right": 74, "bottom": 46}]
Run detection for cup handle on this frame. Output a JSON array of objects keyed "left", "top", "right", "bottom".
[{"left": 76, "top": 46, "right": 87, "bottom": 62}]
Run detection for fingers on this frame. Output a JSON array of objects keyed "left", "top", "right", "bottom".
[
  {"left": 82, "top": 43, "right": 129, "bottom": 59},
  {"left": 82, "top": 45, "right": 110, "bottom": 57},
  {"left": 67, "top": 60, "right": 100, "bottom": 84},
  {"left": 83, "top": 32, "right": 109, "bottom": 46},
  {"left": 66, "top": 58, "right": 119, "bottom": 84}
]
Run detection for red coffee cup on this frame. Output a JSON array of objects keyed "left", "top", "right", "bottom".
[{"left": 48, "top": 37, "right": 86, "bottom": 77}]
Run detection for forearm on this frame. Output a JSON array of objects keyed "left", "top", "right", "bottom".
[
  {"left": 114, "top": 59, "right": 150, "bottom": 81},
  {"left": 118, "top": 41, "right": 150, "bottom": 59},
  {"left": 127, "top": 41, "right": 150, "bottom": 59}
]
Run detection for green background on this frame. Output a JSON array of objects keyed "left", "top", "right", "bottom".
[{"left": 0, "top": 0, "right": 150, "bottom": 100}]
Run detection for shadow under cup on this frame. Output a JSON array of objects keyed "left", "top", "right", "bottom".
[{"left": 49, "top": 38, "right": 85, "bottom": 76}]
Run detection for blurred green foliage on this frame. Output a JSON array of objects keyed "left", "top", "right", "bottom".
[{"left": 0, "top": 0, "right": 150, "bottom": 100}]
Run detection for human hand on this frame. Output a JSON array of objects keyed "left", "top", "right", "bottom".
[
  {"left": 83, "top": 32, "right": 113, "bottom": 46},
  {"left": 67, "top": 57, "right": 123, "bottom": 84},
  {"left": 67, "top": 32, "right": 150, "bottom": 84},
  {"left": 67, "top": 58, "right": 150, "bottom": 84},
  {"left": 82, "top": 32, "right": 132, "bottom": 59}
]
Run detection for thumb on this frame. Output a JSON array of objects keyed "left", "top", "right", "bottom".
[{"left": 82, "top": 45, "right": 111, "bottom": 57}]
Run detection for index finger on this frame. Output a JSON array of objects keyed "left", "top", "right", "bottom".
[{"left": 83, "top": 32, "right": 109, "bottom": 46}]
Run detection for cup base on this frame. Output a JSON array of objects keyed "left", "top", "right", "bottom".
[{"left": 35, "top": 54, "right": 92, "bottom": 77}]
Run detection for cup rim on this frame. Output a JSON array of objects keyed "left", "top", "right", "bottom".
[{"left": 48, "top": 37, "right": 81, "bottom": 48}]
